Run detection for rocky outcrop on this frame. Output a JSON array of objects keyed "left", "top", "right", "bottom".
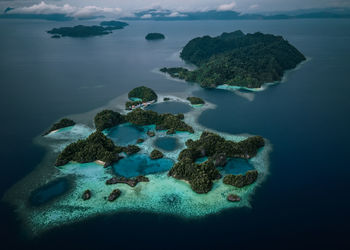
[
  {"left": 137, "top": 138, "right": 145, "bottom": 144},
  {"left": 227, "top": 194, "right": 241, "bottom": 202},
  {"left": 150, "top": 149, "right": 164, "bottom": 159},
  {"left": 147, "top": 130, "right": 155, "bottom": 137},
  {"left": 106, "top": 176, "right": 149, "bottom": 187},
  {"left": 108, "top": 189, "right": 121, "bottom": 201},
  {"left": 82, "top": 190, "right": 91, "bottom": 200}
]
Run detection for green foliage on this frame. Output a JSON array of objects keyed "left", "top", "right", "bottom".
[
  {"left": 125, "top": 109, "right": 159, "bottom": 126},
  {"left": 125, "top": 109, "right": 194, "bottom": 133},
  {"left": 168, "top": 158, "right": 220, "bottom": 194},
  {"left": 187, "top": 97, "right": 205, "bottom": 105},
  {"left": 55, "top": 131, "right": 119, "bottom": 166},
  {"left": 124, "top": 145, "right": 141, "bottom": 155},
  {"left": 125, "top": 100, "right": 142, "bottom": 110},
  {"left": 47, "top": 25, "right": 111, "bottom": 37},
  {"left": 128, "top": 86, "right": 158, "bottom": 102},
  {"left": 223, "top": 170, "right": 258, "bottom": 188},
  {"left": 94, "top": 110, "right": 125, "bottom": 131},
  {"left": 150, "top": 149, "right": 164, "bottom": 159},
  {"left": 161, "top": 31, "right": 306, "bottom": 88},
  {"left": 145, "top": 33, "right": 165, "bottom": 40},
  {"left": 186, "top": 131, "right": 265, "bottom": 159},
  {"left": 45, "top": 118, "right": 75, "bottom": 135}
]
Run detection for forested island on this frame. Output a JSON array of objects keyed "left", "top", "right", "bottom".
[
  {"left": 47, "top": 21, "right": 128, "bottom": 38},
  {"left": 169, "top": 131, "right": 264, "bottom": 193},
  {"left": 145, "top": 33, "right": 165, "bottom": 40},
  {"left": 161, "top": 30, "right": 306, "bottom": 88},
  {"left": 44, "top": 118, "right": 75, "bottom": 135}
]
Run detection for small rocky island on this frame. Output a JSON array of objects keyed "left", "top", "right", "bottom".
[
  {"left": 126, "top": 86, "right": 158, "bottom": 110},
  {"left": 160, "top": 30, "right": 306, "bottom": 89},
  {"left": 145, "top": 33, "right": 165, "bottom": 40},
  {"left": 44, "top": 118, "right": 75, "bottom": 135},
  {"left": 187, "top": 97, "right": 205, "bottom": 105},
  {"left": 47, "top": 21, "right": 128, "bottom": 38}
]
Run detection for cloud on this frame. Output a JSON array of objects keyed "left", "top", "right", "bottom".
[
  {"left": 217, "top": 2, "right": 237, "bottom": 11},
  {"left": 140, "top": 13, "right": 152, "bottom": 19},
  {"left": 249, "top": 4, "right": 259, "bottom": 10},
  {"left": 166, "top": 11, "right": 187, "bottom": 17},
  {"left": 8, "top": 1, "right": 122, "bottom": 18}
]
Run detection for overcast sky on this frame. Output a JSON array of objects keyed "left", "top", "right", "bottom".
[{"left": 2, "top": 0, "right": 350, "bottom": 18}]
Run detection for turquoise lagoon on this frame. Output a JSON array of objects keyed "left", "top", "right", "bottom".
[{"left": 5, "top": 97, "right": 271, "bottom": 236}]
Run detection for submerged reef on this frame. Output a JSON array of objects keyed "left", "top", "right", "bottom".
[
  {"left": 3, "top": 91, "right": 271, "bottom": 236},
  {"left": 161, "top": 30, "right": 306, "bottom": 89}
]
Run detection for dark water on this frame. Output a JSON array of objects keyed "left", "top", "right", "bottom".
[
  {"left": 29, "top": 178, "right": 70, "bottom": 206},
  {"left": 153, "top": 136, "right": 179, "bottom": 151},
  {"left": 0, "top": 19, "right": 350, "bottom": 249},
  {"left": 112, "top": 154, "right": 174, "bottom": 177}
]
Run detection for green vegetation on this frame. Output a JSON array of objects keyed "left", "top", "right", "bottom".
[
  {"left": 187, "top": 97, "right": 205, "bottom": 105},
  {"left": 223, "top": 170, "right": 258, "bottom": 188},
  {"left": 168, "top": 131, "right": 264, "bottom": 193},
  {"left": 184, "top": 131, "right": 265, "bottom": 160},
  {"left": 169, "top": 159, "right": 220, "bottom": 194},
  {"left": 125, "top": 109, "right": 194, "bottom": 133},
  {"left": 94, "top": 110, "right": 125, "bottom": 131},
  {"left": 47, "top": 25, "right": 111, "bottom": 37},
  {"left": 128, "top": 86, "right": 158, "bottom": 102},
  {"left": 44, "top": 118, "right": 75, "bottom": 135},
  {"left": 124, "top": 145, "right": 141, "bottom": 155},
  {"left": 55, "top": 131, "right": 120, "bottom": 166},
  {"left": 145, "top": 33, "right": 165, "bottom": 40},
  {"left": 125, "top": 100, "right": 142, "bottom": 110},
  {"left": 161, "top": 30, "right": 306, "bottom": 88},
  {"left": 150, "top": 149, "right": 164, "bottom": 159}
]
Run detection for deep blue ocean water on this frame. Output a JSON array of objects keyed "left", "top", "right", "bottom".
[{"left": 0, "top": 19, "right": 349, "bottom": 249}]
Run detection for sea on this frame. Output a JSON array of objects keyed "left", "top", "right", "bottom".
[{"left": 0, "top": 19, "right": 349, "bottom": 249}]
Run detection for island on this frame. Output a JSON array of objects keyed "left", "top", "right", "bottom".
[
  {"left": 168, "top": 131, "right": 265, "bottom": 193},
  {"left": 145, "top": 33, "right": 165, "bottom": 40},
  {"left": 94, "top": 109, "right": 125, "bottom": 131},
  {"left": 160, "top": 30, "right": 306, "bottom": 89},
  {"left": 47, "top": 21, "right": 129, "bottom": 38},
  {"left": 126, "top": 86, "right": 158, "bottom": 110},
  {"left": 100, "top": 20, "right": 128, "bottom": 30},
  {"left": 44, "top": 118, "right": 75, "bottom": 135},
  {"left": 187, "top": 96, "right": 205, "bottom": 105},
  {"left": 3, "top": 87, "right": 272, "bottom": 236}
]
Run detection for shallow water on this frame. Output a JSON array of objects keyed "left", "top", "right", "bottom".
[
  {"left": 220, "top": 159, "right": 255, "bottom": 175},
  {"left": 112, "top": 154, "right": 174, "bottom": 177},
  {"left": 146, "top": 101, "right": 192, "bottom": 114}
]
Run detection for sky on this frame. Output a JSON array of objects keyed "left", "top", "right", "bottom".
[{"left": 2, "top": 0, "right": 350, "bottom": 18}]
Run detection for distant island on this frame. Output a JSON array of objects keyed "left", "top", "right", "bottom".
[
  {"left": 47, "top": 21, "right": 128, "bottom": 38},
  {"left": 187, "top": 97, "right": 205, "bottom": 105},
  {"left": 145, "top": 33, "right": 165, "bottom": 40},
  {"left": 160, "top": 30, "right": 306, "bottom": 89}
]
